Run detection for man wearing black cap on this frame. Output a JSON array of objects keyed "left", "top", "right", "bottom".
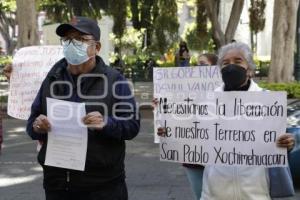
[{"left": 26, "top": 16, "right": 140, "bottom": 200}]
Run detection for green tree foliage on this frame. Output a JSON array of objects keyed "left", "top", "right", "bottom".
[
  {"left": 153, "top": 0, "right": 179, "bottom": 54},
  {"left": 184, "top": 0, "right": 215, "bottom": 51},
  {"left": 108, "top": 0, "right": 127, "bottom": 39},
  {"left": 129, "top": 0, "right": 158, "bottom": 47},
  {"left": 196, "top": 0, "right": 208, "bottom": 37},
  {"left": 38, "top": 0, "right": 106, "bottom": 22},
  {"left": 249, "top": 0, "right": 266, "bottom": 34},
  {"left": 248, "top": 0, "right": 266, "bottom": 52},
  {"left": 39, "top": 0, "right": 69, "bottom": 22},
  {"left": 189, "top": 0, "right": 220, "bottom": 51},
  {"left": 39, "top": 0, "right": 127, "bottom": 39},
  {"left": 184, "top": 23, "right": 215, "bottom": 51}
]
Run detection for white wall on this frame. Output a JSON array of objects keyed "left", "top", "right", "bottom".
[{"left": 256, "top": 0, "right": 274, "bottom": 58}]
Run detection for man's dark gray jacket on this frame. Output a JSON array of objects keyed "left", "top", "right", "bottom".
[{"left": 26, "top": 56, "right": 140, "bottom": 191}]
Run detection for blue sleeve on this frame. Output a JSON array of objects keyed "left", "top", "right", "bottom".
[
  {"left": 101, "top": 74, "right": 140, "bottom": 140},
  {"left": 26, "top": 85, "right": 47, "bottom": 140}
]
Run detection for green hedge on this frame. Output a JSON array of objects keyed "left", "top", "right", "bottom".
[
  {"left": 0, "top": 56, "right": 12, "bottom": 68},
  {"left": 0, "top": 95, "right": 8, "bottom": 103},
  {"left": 259, "top": 82, "right": 300, "bottom": 98},
  {"left": 255, "top": 61, "right": 270, "bottom": 77}
]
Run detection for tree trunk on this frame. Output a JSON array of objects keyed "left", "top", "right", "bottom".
[
  {"left": 141, "top": 0, "right": 156, "bottom": 47},
  {"left": 224, "top": 0, "right": 244, "bottom": 43},
  {"left": 205, "top": 0, "right": 244, "bottom": 49},
  {"left": 111, "top": 0, "right": 127, "bottom": 38},
  {"left": 16, "top": 0, "right": 39, "bottom": 48},
  {"left": 130, "top": 0, "right": 140, "bottom": 29},
  {"left": 71, "top": 0, "right": 83, "bottom": 16},
  {"left": 250, "top": 30, "right": 254, "bottom": 52},
  {"left": 205, "top": 0, "right": 225, "bottom": 48},
  {"left": 2, "top": 31, "right": 15, "bottom": 55},
  {"left": 268, "top": 0, "right": 299, "bottom": 82}
]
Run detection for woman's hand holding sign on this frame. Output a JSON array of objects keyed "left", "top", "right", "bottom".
[
  {"left": 153, "top": 98, "right": 166, "bottom": 137},
  {"left": 276, "top": 133, "right": 295, "bottom": 151}
]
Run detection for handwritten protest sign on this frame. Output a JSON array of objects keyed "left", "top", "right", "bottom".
[
  {"left": 156, "top": 91, "right": 287, "bottom": 167},
  {"left": 8, "top": 46, "right": 64, "bottom": 120},
  {"left": 153, "top": 66, "right": 222, "bottom": 143}
]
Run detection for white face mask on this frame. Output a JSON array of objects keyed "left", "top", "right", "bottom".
[{"left": 63, "top": 39, "right": 92, "bottom": 65}]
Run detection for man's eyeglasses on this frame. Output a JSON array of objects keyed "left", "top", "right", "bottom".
[{"left": 60, "top": 37, "right": 95, "bottom": 47}]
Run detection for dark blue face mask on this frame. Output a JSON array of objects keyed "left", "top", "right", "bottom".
[{"left": 221, "top": 64, "right": 247, "bottom": 91}]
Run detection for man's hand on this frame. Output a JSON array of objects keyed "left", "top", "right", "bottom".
[
  {"left": 82, "top": 111, "right": 105, "bottom": 131},
  {"left": 33, "top": 114, "right": 51, "bottom": 133},
  {"left": 276, "top": 133, "right": 295, "bottom": 151}
]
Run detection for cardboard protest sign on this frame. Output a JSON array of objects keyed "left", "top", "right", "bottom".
[
  {"left": 157, "top": 91, "right": 287, "bottom": 167},
  {"left": 8, "top": 46, "right": 63, "bottom": 120},
  {"left": 153, "top": 66, "right": 222, "bottom": 143}
]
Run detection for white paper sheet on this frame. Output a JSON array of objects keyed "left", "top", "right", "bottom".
[{"left": 45, "top": 97, "right": 87, "bottom": 171}]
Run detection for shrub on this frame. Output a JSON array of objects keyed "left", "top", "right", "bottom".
[
  {"left": 0, "top": 95, "right": 8, "bottom": 103},
  {"left": 259, "top": 82, "right": 300, "bottom": 98},
  {"left": 254, "top": 59, "right": 270, "bottom": 77},
  {"left": 0, "top": 56, "right": 12, "bottom": 68}
]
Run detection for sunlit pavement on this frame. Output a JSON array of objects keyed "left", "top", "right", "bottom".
[
  {"left": 1, "top": 111, "right": 299, "bottom": 200},
  {"left": 0, "top": 110, "right": 194, "bottom": 200}
]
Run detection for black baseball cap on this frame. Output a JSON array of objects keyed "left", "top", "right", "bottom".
[{"left": 56, "top": 16, "right": 100, "bottom": 41}]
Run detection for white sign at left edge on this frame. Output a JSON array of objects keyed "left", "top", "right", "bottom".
[{"left": 7, "top": 45, "right": 64, "bottom": 120}]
